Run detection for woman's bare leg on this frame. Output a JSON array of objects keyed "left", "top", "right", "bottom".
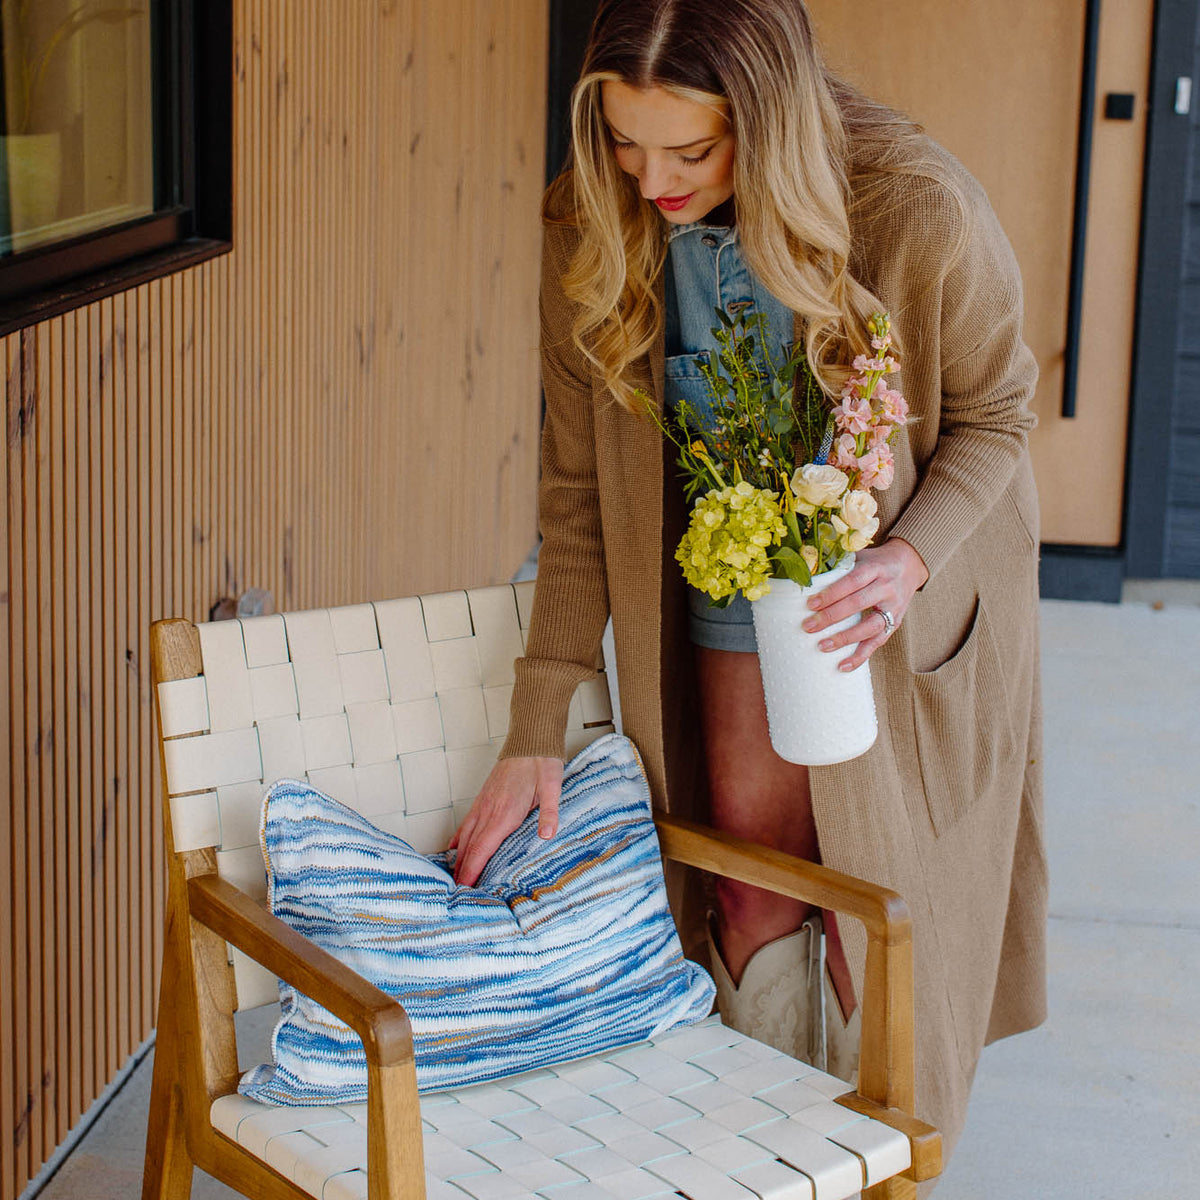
[{"left": 696, "top": 645, "right": 819, "bottom": 984}]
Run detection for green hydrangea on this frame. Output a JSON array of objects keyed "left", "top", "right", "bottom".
[{"left": 676, "top": 481, "right": 787, "bottom": 603}]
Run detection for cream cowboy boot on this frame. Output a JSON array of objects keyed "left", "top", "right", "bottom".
[
  {"left": 708, "top": 914, "right": 824, "bottom": 1066},
  {"left": 820, "top": 913, "right": 862, "bottom": 1085},
  {"left": 709, "top": 913, "right": 862, "bottom": 1083},
  {"left": 822, "top": 967, "right": 862, "bottom": 1084}
]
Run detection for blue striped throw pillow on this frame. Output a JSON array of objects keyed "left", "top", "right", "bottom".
[{"left": 239, "top": 733, "right": 715, "bottom": 1103}]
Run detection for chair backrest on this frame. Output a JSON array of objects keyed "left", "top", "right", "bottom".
[{"left": 155, "top": 582, "right": 615, "bottom": 1010}]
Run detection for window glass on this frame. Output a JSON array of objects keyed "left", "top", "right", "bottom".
[{"left": 0, "top": 0, "right": 155, "bottom": 256}]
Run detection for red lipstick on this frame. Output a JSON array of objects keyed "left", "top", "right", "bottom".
[{"left": 654, "top": 192, "right": 695, "bottom": 212}]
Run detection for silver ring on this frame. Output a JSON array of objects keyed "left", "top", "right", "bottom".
[{"left": 874, "top": 606, "right": 896, "bottom": 635}]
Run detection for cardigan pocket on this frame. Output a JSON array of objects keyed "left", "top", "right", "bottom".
[{"left": 911, "top": 599, "right": 1016, "bottom": 836}]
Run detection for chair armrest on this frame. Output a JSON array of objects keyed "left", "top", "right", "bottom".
[
  {"left": 653, "top": 813, "right": 910, "bottom": 944},
  {"left": 187, "top": 873, "right": 414, "bottom": 1070},
  {"left": 654, "top": 812, "right": 919, "bottom": 1124},
  {"left": 834, "top": 1093, "right": 943, "bottom": 1182}
]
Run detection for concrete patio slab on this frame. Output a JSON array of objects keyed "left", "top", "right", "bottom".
[{"left": 938, "top": 593, "right": 1200, "bottom": 1196}]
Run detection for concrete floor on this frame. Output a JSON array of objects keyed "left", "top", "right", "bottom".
[
  {"left": 24, "top": 586, "right": 1200, "bottom": 1199},
  {"left": 937, "top": 588, "right": 1200, "bottom": 1198}
]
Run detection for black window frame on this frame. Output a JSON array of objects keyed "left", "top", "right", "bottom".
[{"left": 0, "top": 0, "right": 231, "bottom": 335}]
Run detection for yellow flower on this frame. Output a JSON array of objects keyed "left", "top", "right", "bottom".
[{"left": 676, "top": 485, "right": 786, "bottom": 602}]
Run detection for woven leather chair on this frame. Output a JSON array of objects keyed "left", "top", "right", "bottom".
[{"left": 143, "top": 583, "right": 940, "bottom": 1200}]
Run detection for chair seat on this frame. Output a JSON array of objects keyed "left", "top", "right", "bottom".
[{"left": 211, "top": 1016, "right": 910, "bottom": 1200}]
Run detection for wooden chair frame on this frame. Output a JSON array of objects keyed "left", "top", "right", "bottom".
[{"left": 143, "top": 616, "right": 941, "bottom": 1200}]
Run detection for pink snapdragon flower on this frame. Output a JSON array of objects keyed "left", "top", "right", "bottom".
[
  {"left": 877, "top": 385, "right": 908, "bottom": 425},
  {"left": 852, "top": 353, "right": 899, "bottom": 375},
  {"left": 833, "top": 394, "right": 873, "bottom": 436},
  {"left": 829, "top": 432, "right": 861, "bottom": 472},
  {"left": 856, "top": 443, "right": 895, "bottom": 491},
  {"left": 866, "top": 423, "right": 893, "bottom": 450}
]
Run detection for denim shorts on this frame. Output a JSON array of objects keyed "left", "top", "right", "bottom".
[{"left": 687, "top": 586, "right": 758, "bottom": 653}]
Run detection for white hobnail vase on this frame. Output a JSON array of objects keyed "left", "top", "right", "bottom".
[{"left": 750, "top": 553, "right": 878, "bottom": 766}]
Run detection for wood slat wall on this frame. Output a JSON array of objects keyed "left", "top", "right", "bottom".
[{"left": 0, "top": 2, "right": 548, "bottom": 1196}]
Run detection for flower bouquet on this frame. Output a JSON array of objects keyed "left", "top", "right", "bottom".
[{"left": 644, "top": 307, "right": 908, "bottom": 764}]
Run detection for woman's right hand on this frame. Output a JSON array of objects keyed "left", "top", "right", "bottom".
[{"left": 449, "top": 755, "right": 564, "bottom": 886}]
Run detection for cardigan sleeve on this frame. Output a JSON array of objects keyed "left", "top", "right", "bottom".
[
  {"left": 886, "top": 173, "right": 1039, "bottom": 580},
  {"left": 499, "top": 221, "right": 613, "bottom": 761}
]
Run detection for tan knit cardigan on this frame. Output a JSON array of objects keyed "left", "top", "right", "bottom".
[{"left": 501, "top": 139, "right": 1049, "bottom": 1159}]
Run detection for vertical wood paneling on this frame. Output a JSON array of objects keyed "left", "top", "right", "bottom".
[
  {"left": 102, "top": 297, "right": 120, "bottom": 1099},
  {"left": 47, "top": 318, "right": 69, "bottom": 1147},
  {"left": 1, "top": 3, "right": 547, "bottom": 1197},
  {"left": 0, "top": 332, "right": 12, "bottom": 1200},
  {"left": 35, "top": 319, "right": 55, "bottom": 1161},
  {"left": 3, "top": 339, "right": 15, "bottom": 1180},
  {"left": 115, "top": 296, "right": 132, "bottom": 1068},
  {"left": 60, "top": 316, "right": 82, "bottom": 1130},
  {"left": 11, "top": 330, "right": 31, "bottom": 1179},
  {"left": 87, "top": 308, "right": 102, "bottom": 1115}
]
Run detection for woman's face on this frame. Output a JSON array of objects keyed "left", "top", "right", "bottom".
[{"left": 600, "top": 81, "right": 735, "bottom": 224}]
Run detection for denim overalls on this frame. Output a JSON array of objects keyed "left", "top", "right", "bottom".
[{"left": 663, "top": 221, "right": 794, "bottom": 652}]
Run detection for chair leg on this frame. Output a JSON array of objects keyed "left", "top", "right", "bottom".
[
  {"left": 142, "top": 968, "right": 194, "bottom": 1200},
  {"left": 864, "top": 1176, "right": 917, "bottom": 1200}
]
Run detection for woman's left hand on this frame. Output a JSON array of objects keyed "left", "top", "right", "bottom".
[{"left": 802, "top": 538, "right": 929, "bottom": 671}]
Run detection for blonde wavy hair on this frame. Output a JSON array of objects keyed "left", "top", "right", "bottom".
[{"left": 548, "top": 0, "right": 954, "bottom": 410}]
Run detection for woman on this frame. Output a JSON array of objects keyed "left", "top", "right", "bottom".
[{"left": 451, "top": 0, "right": 1047, "bottom": 1159}]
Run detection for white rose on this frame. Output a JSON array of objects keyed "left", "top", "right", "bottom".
[
  {"left": 832, "top": 510, "right": 880, "bottom": 552},
  {"left": 846, "top": 519, "right": 879, "bottom": 552},
  {"left": 839, "top": 489, "right": 878, "bottom": 531},
  {"left": 790, "top": 463, "right": 849, "bottom": 514}
]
